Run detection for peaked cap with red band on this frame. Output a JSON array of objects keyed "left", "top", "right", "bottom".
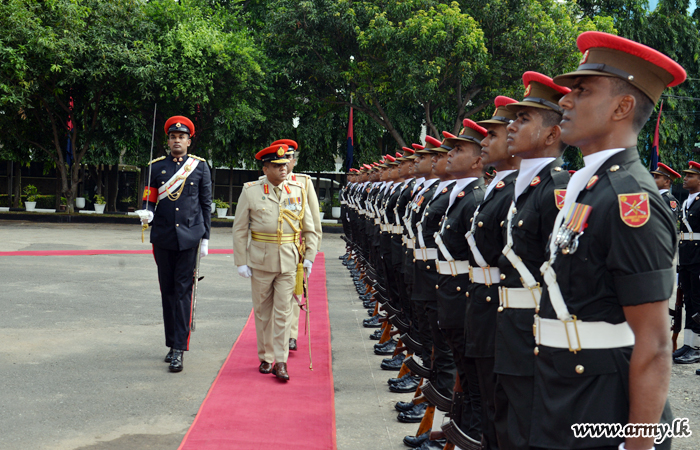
[
  {"left": 506, "top": 72, "right": 570, "bottom": 114},
  {"left": 651, "top": 162, "right": 681, "bottom": 180},
  {"left": 384, "top": 154, "right": 398, "bottom": 166},
  {"left": 683, "top": 161, "right": 700, "bottom": 175},
  {"left": 362, "top": 164, "right": 373, "bottom": 171},
  {"left": 443, "top": 119, "right": 487, "bottom": 148},
  {"left": 478, "top": 96, "right": 518, "bottom": 125},
  {"left": 420, "top": 136, "right": 443, "bottom": 153},
  {"left": 350, "top": 168, "right": 360, "bottom": 173},
  {"left": 399, "top": 147, "right": 416, "bottom": 161},
  {"left": 164, "top": 116, "right": 195, "bottom": 137},
  {"left": 271, "top": 139, "right": 298, "bottom": 157},
  {"left": 554, "top": 31, "right": 686, "bottom": 103},
  {"left": 256, "top": 144, "right": 290, "bottom": 163}
]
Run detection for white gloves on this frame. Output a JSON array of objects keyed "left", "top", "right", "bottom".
[
  {"left": 238, "top": 265, "right": 252, "bottom": 278},
  {"left": 135, "top": 209, "right": 154, "bottom": 224},
  {"left": 303, "top": 259, "right": 313, "bottom": 275},
  {"left": 200, "top": 239, "right": 208, "bottom": 258}
]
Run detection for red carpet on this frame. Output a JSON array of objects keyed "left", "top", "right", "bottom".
[
  {"left": 178, "top": 253, "right": 336, "bottom": 450},
  {"left": 0, "top": 249, "right": 234, "bottom": 256}
]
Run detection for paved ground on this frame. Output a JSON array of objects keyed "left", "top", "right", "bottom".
[{"left": 0, "top": 221, "right": 698, "bottom": 449}]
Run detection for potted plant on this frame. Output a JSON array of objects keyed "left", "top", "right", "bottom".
[
  {"left": 75, "top": 196, "right": 86, "bottom": 209},
  {"left": 23, "top": 185, "right": 39, "bottom": 211},
  {"left": 213, "top": 198, "right": 229, "bottom": 218},
  {"left": 94, "top": 194, "right": 106, "bottom": 214},
  {"left": 318, "top": 205, "right": 325, "bottom": 220},
  {"left": 58, "top": 197, "right": 67, "bottom": 212},
  {"left": 331, "top": 192, "right": 341, "bottom": 219}
]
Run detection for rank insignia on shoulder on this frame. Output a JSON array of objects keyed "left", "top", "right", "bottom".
[
  {"left": 586, "top": 175, "right": 599, "bottom": 190},
  {"left": 148, "top": 156, "right": 165, "bottom": 165},
  {"left": 554, "top": 189, "right": 566, "bottom": 210},
  {"left": 441, "top": 188, "right": 448, "bottom": 194},
  {"left": 670, "top": 201, "right": 677, "bottom": 210},
  {"left": 457, "top": 191, "right": 466, "bottom": 198},
  {"left": 618, "top": 193, "right": 650, "bottom": 227},
  {"left": 530, "top": 176, "right": 541, "bottom": 187},
  {"left": 495, "top": 181, "right": 505, "bottom": 189}
]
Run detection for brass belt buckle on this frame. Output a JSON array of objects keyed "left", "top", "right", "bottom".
[
  {"left": 449, "top": 260, "right": 458, "bottom": 277},
  {"left": 483, "top": 266, "right": 492, "bottom": 287},
  {"left": 564, "top": 315, "right": 582, "bottom": 354},
  {"left": 527, "top": 283, "right": 542, "bottom": 311}
]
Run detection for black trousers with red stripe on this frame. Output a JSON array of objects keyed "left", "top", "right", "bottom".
[{"left": 153, "top": 245, "right": 197, "bottom": 351}]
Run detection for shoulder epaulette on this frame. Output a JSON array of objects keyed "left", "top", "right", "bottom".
[
  {"left": 189, "top": 155, "right": 206, "bottom": 162},
  {"left": 244, "top": 180, "right": 262, "bottom": 189},
  {"left": 551, "top": 166, "right": 571, "bottom": 186},
  {"left": 148, "top": 156, "right": 165, "bottom": 165}
]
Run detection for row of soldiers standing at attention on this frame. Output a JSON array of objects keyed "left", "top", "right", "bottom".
[{"left": 339, "top": 31, "right": 688, "bottom": 450}]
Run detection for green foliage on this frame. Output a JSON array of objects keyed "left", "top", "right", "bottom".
[
  {"left": 213, "top": 198, "right": 229, "bottom": 209},
  {"left": 23, "top": 184, "right": 38, "bottom": 202},
  {"left": 93, "top": 194, "right": 106, "bottom": 205}
]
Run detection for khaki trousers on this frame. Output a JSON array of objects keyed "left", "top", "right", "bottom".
[
  {"left": 250, "top": 268, "right": 295, "bottom": 363},
  {"left": 290, "top": 301, "right": 301, "bottom": 339}
]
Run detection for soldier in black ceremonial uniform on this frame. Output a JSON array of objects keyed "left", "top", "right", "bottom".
[
  {"left": 675, "top": 161, "right": 700, "bottom": 364},
  {"left": 495, "top": 72, "right": 571, "bottom": 450},
  {"left": 651, "top": 162, "right": 681, "bottom": 223},
  {"left": 140, "top": 115, "right": 212, "bottom": 373},
  {"left": 532, "top": 31, "right": 685, "bottom": 449},
  {"left": 435, "top": 120, "right": 486, "bottom": 446},
  {"left": 458, "top": 96, "right": 520, "bottom": 450}
]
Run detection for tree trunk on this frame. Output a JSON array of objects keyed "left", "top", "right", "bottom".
[
  {"left": 12, "top": 161, "right": 21, "bottom": 208},
  {"left": 228, "top": 167, "right": 233, "bottom": 213},
  {"left": 55, "top": 173, "right": 62, "bottom": 210},
  {"left": 107, "top": 164, "right": 119, "bottom": 212}
]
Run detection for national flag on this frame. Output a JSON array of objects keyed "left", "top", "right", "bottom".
[
  {"left": 650, "top": 100, "right": 663, "bottom": 171},
  {"left": 346, "top": 107, "right": 354, "bottom": 171}
]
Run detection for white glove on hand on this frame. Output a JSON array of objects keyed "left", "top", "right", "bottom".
[
  {"left": 237, "top": 265, "right": 252, "bottom": 278},
  {"left": 200, "top": 239, "right": 209, "bottom": 258},
  {"left": 303, "top": 259, "right": 313, "bottom": 275},
  {"left": 135, "top": 209, "right": 154, "bottom": 224}
]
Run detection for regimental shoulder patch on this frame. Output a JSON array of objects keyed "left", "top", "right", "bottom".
[
  {"left": 263, "top": 183, "right": 270, "bottom": 195},
  {"left": 530, "top": 176, "right": 541, "bottom": 187},
  {"left": 457, "top": 191, "right": 466, "bottom": 198},
  {"left": 148, "top": 156, "right": 165, "bottom": 165},
  {"left": 283, "top": 184, "right": 292, "bottom": 194},
  {"left": 495, "top": 181, "right": 505, "bottom": 189},
  {"left": 670, "top": 200, "right": 678, "bottom": 210},
  {"left": 441, "top": 188, "right": 448, "bottom": 194},
  {"left": 586, "top": 175, "right": 599, "bottom": 190},
  {"left": 189, "top": 155, "right": 206, "bottom": 162},
  {"left": 291, "top": 174, "right": 297, "bottom": 182},
  {"left": 554, "top": 189, "right": 566, "bottom": 210},
  {"left": 618, "top": 193, "right": 650, "bottom": 227}
]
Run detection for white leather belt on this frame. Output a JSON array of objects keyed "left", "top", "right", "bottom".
[
  {"left": 380, "top": 224, "right": 389, "bottom": 232},
  {"left": 535, "top": 316, "right": 635, "bottom": 351},
  {"left": 374, "top": 218, "right": 381, "bottom": 225},
  {"left": 341, "top": 200, "right": 347, "bottom": 205},
  {"left": 414, "top": 247, "right": 438, "bottom": 261},
  {"left": 681, "top": 232, "right": 698, "bottom": 241},
  {"left": 393, "top": 225, "right": 404, "bottom": 234},
  {"left": 406, "top": 238, "right": 415, "bottom": 249},
  {"left": 470, "top": 267, "right": 501, "bottom": 285},
  {"left": 436, "top": 260, "right": 470, "bottom": 275},
  {"left": 498, "top": 286, "right": 541, "bottom": 309}
]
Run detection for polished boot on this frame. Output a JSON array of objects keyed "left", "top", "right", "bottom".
[
  {"left": 272, "top": 362, "right": 290, "bottom": 381},
  {"left": 164, "top": 348, "right": 174, "bottom": 363},
  {"left": 374, "top": 340, "right": 396, "bottom": 355},
  {"left": 259, "top": 361, "right": 273, "bottom": 374},
  {"left": 674, "top": 347, "right": 700, "bottom": 364},
  {"left": 388, "top": 372, "right": 413, "bottom": 385},
  {"left": 169, "top": 349, "right": 184, "bottom": 373},
  {"left": 369, "top": 329, "right": 383, "bottom": 340},
  {"left": 381, "top": 354, "right": 405, "bottom": 370},
  {"left": 389, "top": 375, "right": 420, "bottom": 393},
  {"left": 403, "top": 431, "right": 430, "bottom": 448},
  {"left": 673, "top": 344, "right": 692, "bottom": 358},
  {"left": 397, "top": 402, "right": 428, "bottom": 423},
  {"left": 416, "top": 439, "right": 447, "bottom": 450},
  {"left": 289, "top": 338, "right": 298, "bottom": 351}
]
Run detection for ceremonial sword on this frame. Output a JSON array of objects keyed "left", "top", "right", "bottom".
[
  {"left": 191, "top": 239, "right": 204, "bottom": 332},
  {"left": 141, "top": 103, "right": 158, "bottom": 242}
]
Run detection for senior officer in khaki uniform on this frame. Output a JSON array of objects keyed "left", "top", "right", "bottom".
[
  {"left": 233, "top": 144, "right": 318, "bottom": 381},
  {"left": 273, "top": 139, "right": 322, "bottom": 351}
]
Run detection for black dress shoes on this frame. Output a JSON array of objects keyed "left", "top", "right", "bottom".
[
  {"left": 259, "top": 361, "right": 273, "bottom": 374},
  {"left": 363, "top": 316, "right": 382, "bottom": 328},
  {"left": 395, "top": 400, "right": 417, "bottom": 412},
  {"left": 397, "top": 402, "right": 427, "bottom": 423},
  {"left": 403, "top": 431, "right": 430, "bottom": 448},
  {"left": 289, "top": 338, "right": 297, "bottom": 351},
  {"left": 416, "top": 439, "right": 447, "bottom": 450},
  {"left": 380, "top": 354, "right": 405, "bottom": 370},
  {"left": 374, "top": 340, "right": 396, "bottom": 355},
  {"left": 388, "top": 372, "right": 412, "bottom": 385},
  {"left": 674, "top": 347, "right": 700, "bottom": 364},
  {"left": 369, "top": 329, "right": 383, "bottom": 340},
  {"left": 169, "top": 349, "right": 184, "bottom": 373},
  {"left": 673, "top": 344, "right": 691, "bottom": 358},
  {"left": 164, "top": 348, "right": 174, "bottom": 363},
  {"left": 389, "top": 375, "right": 420, "bottom": 393}
]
